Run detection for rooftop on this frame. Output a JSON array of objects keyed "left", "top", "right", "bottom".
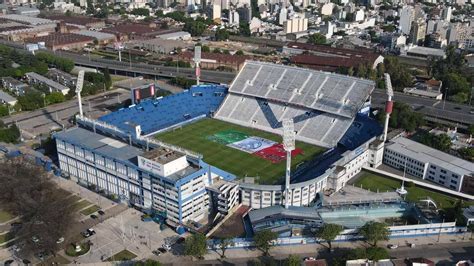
[
  {"left": 25, "top": 72, "right": 70, "bottom": 92},
  {"left": 0, "top": 14, "right": 55, "bottom": 25},
  {"left": 55, "top": 127, "right": 143, "bottom": 162},
  {"left": 43, "top": 15, "right": 104, "bottom": 26},
  {"left": 26, "top": 32, "right": 94, "bottom": 47},
  {"left": 406, "top": 45, "right": 446, "bottom": 57},
  {"left": 75, "top": 30, "right": 116, "bottom": 41},
  {"left": 0, "top": 91, "right": 17, "bottom": 103},
  {"left": 248, "top": 205, "right": 321, "bottom": 224},
  {"left": 141, "top": 148, "right": 185, "bottom": 164},
  {"left": 386, "top": 137, "right": 474, "bottom": 176}
]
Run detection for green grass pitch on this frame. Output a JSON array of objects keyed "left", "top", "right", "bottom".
[{"left": 154, "top": 118, "right": 326, "bottom": 185}]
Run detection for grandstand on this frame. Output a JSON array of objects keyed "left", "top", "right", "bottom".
[
  {"left": 98, "top": 85, "right": 226, "bottom": 136},
  {"left": 215, "top": 61, "right": 375, "bottom": 148}
]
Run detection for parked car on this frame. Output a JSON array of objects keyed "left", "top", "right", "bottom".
[
  {"left": 98, "top": 210, "right": 105, "bottom": 216},
  {"left": 56, "top": 237, "right": 65, "bottom": 244},
  {"left": 3, "top": 259, "right": 14, "bottom": 266},
  {"left": 162, "top": 244, "right": 172, "bottom": 251},
  {"left": 90, "top": 214, "right": 98, "bottom": 219},
  {"left": 31, "top": 236, "right": 40, "bottom": 243},
  {"left": 152, "top": 250, "right": 161, "bottom": 256},
  {"left": 388, "top": 244, "right": 398, "bottom": 249},
  {"left": 304, "top": 257, "right": 316, "bottom": 261},
  {"left": 157, "top": 247, "right": 167, "bottom": 253}
]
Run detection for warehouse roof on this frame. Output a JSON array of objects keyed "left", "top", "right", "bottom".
[
  {"left": 386, "top": 137, "right": 474, "bottom": 176},
  {"left": 0, "top": 14, "right": 55, "bottom": 25},
  {"left": 26, "top": 32, "right": 94, "bottom": 46},
  {"left": 75, "top": 30, "right": 116, "bottom": 41},
  {"left": 43, "top": 15, "right": 104, "bottom": 26}
]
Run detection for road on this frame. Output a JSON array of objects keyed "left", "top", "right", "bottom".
[
  {"left": 2, "top": 89, "right": 129, "bottom": 138},
  {"left": 371, "top": 90, "right": 474, "bottom": 127}
]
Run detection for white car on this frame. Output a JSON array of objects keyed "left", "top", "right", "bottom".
[
  {"left": 31, "top": 236, "right": 40, "bottom": 243},
  {"left": 56, "top": 237, "right": 65, "bottom": 244},
  {"left": 162, "top": 244, "right": 172, "bottom": 251},
  {"left": 388, "top": 244, "right": 398, "bottom": 249}
]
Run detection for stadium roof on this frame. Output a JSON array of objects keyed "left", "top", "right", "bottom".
[{"left": 229, "top": 61, "right": 375, "bottom": 118}]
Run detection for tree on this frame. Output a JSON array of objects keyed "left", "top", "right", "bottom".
[
  {"left": 366, "top": 247, "right": 389, "bottom": 261},
  {"left": 130, "top": 7, "right": 150, "bottom": 17},
  {"left": 217, "top": 237, "right": 234, "bottom": 258},
  {"left": 316, "top": 223, "right": 343, "bottom": 252},
  {"left": 254, "top": 229, "right": 278, "bottom": 256},
  {"left": 135, "top": 259, "right": 162, "bottom": 266},
  {"left": 308, "top": 33, "right": 326, "bottom": 45},
  {"left": 359, "top": 222, "right": 389, "bottom": 247},
  {"left": 239, "top": 21, "right": 251, "bottom": 37},
  {"left": 213, "top": 48, "right": 222, "bottom": 54},
  {"left": 0, "top": 159, "right": 77, "bottom": 257},
  {"left": 0, "top": 105, "right": 9, "bottom": 117},
  {"left": 201, "top": 45, "right": 211, "bottom": 53},
  {"left": 417, "top": 132, "right": 452, "bottom": 152},
  {"left": 285, "top": 254, "right": 300, "bottom": 266},
  {"left": 236, "top": 50, "right": 244, "bottom": 56},
  {"left": 18, "top": 91, "right": 45, "bottom": 111},
  {"left": 458, "top": 147, "right": 474, "bottom": 162},
  {"left": 45, "top": 92, "right": 65, "bottom": 105},
  {"left": 184, "top": 233, "right": 207, "bottom": 259},
  {"left": 215, "top": 28, "right": 230, "bottom": 41},
  {"left": 0, "top": 123, "right": 20, "bottom": 143}
]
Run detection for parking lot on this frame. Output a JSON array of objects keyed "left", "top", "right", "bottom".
[{"left": 75, "top": 208, "right": 179, "bottom": 263}]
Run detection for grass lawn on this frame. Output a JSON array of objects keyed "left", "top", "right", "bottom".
[
  {"left": 354, "top": 171, "right": 473, "bottom": 210},
  {"left": 155, "top": 118, "right": 325, "bottom": 185},
  {"left": 80, "top": 205, "right": 100, "bottom": 216},
  {"left": 0, "top": 210, "right": 14, "bottom": 224},
  {"left": 107, "top": 249, "right": 137, "bottom": 261},
  {"left": 72, "top": 199, "right": 93, "bottom": 212},
  {"left": 65, "top": 242, "right": 90, "bottom": 257}
]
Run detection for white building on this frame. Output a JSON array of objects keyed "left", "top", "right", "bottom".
[
  {"left": 383, "top": 137, "right": 474, "bottom": 192},
  {"left": 399, "top": 6, "right": 415, "bottom": 35},
  {"left": 283, "top": 17, "right": 308, "bottom": 34},
  {"left": 321, "top": 3, "right": 335, "bottom": 16},
  {"left": 229, "top": 10, "right": 240, "bottom": 25},
  {"left": 354, "top": 9, "right": 365, "bottom": 22},
  {"left": 279, "top": 6, "right": 288, "bottom": 25},
  {"left": 442, "top": 6, "right": 452, "bottom": 22}
]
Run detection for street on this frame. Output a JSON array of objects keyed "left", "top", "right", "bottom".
[{"left": 2, "top": 89, "right": 129, "bottom": 138}]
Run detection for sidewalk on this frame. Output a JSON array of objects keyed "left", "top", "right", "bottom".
[{"left": 201, "top": 233, "right": 473, "bottom": 261}]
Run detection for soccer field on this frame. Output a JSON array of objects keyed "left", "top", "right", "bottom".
[{"left": 154, "top": 118, "right": 325, "bottom": 185}]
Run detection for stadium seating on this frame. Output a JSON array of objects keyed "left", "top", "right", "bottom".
[
  {"left": 99, "top": 85, "right": 227, "bottom": 135},
  {"left": 215, "top": 61, "right": 376, "bottom": 148}
]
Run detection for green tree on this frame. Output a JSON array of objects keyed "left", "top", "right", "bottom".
[
  {"left": 215, "top": 28, "right": 230, "bottom": 41},
  {"left": 316, "top": 223, "right": 343, "bottom": 251},
  {"left": 366, "top": 247, "right": 389, "bottom": 261},
  {"left": 308, "top": 33, "right": 327, "bottom": 45},
  {"left": 0, "top": 105, "right": 9, "bottom": 117},
  {"left": 45, "top": 92, "right": 65, "bottom": 105},
  {"left": 383, "top": 57, "right": 413, "bottom": 89},
  {"left": 18, "top": 91, "right": 45, "bottom": 111},
  {"left": 0, "top": 123, "right": 20, "bottom": 143},
  {"left": 458, "top": 147, "right": 474, "bottom": 162},
  {"left": 183, "top": 19, "right": 207, "bottom": 36},
  {"left": 254, "top": 229, "right": 278, "bottom": 256},
  {"left": 359, "top": 222, "right": 390, "bottom": 247},
  {"left": 201, "top": 45, "right": 210, "bottom": 53},
  {"left": 130, "top": 7, "right": 150, "bottom": 16},
  {"left": 250, "top": 0, "right": 261, "bottom": 18},
  {"left": 217, "top": 237, "right": 234, "bottom": 258},
  {"left": 417, "top": 132, "right": 452, "bottom": 152},
  {"left": 236, "top": 50, "right": 244, "bottom": 56},
  {"left": 239, "top": 21, "right": 251, "bottom": 37},
  {"left": 135, "top": 259, "right": 162, "bottom": 266},
  {"left": 285, "top": 254, "right": 300, "bottom": 266},
  {"left": 184, "top": 233, "right": 207, "bottom": 259}
]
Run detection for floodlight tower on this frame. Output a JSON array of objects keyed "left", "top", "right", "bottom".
[
  {"left": 382, "top": 73, "right": 394, "bottom": 143},
  {"left": 194, "top": 45, "right": 201, "bottom": 85},
  {"left": 76, "top": 70, "right": 85, "bottom": 117},
  {"left": 283, "top": 119, "right": 295, "bottom": 209}
]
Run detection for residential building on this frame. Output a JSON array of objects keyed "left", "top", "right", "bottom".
[
  {"left": 399, "top": 6, "right": 415, "bottom": 35},
  {"left": 1, "top": 77, "right": 28, "bottom": 96},
  {"left": 0, "top": 91, "right": 17, "bottom": 106},
  {"left": 25, "top": 72, "right": 70, "bottom": 95},
  {"left": 283, "top": 17, "right": 308, "bottom": 34},
  {"left": 410, "top": 18, "right": 426, "bottom": 45},
  {"left": 383, "top": 137, "right": 474, "bottom": 193},
  {"left": 46, "top": 68, "right": 77, "bottom": 88}
]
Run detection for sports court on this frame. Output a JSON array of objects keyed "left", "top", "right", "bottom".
[{"left": 154, "top": 118, "right": 325, "bottom": 185}]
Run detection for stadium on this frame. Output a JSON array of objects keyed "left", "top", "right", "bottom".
[{"left": 55, "top": 61, "right": 384, "bottom": 227}]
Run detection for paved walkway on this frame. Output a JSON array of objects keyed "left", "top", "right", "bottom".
[{"left": 364, "top": 166, "right": 474, "bottom": 200}]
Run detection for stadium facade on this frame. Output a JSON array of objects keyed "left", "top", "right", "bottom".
[{"left": 54, "top": 62, "right": 385, "bottom": 227}]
